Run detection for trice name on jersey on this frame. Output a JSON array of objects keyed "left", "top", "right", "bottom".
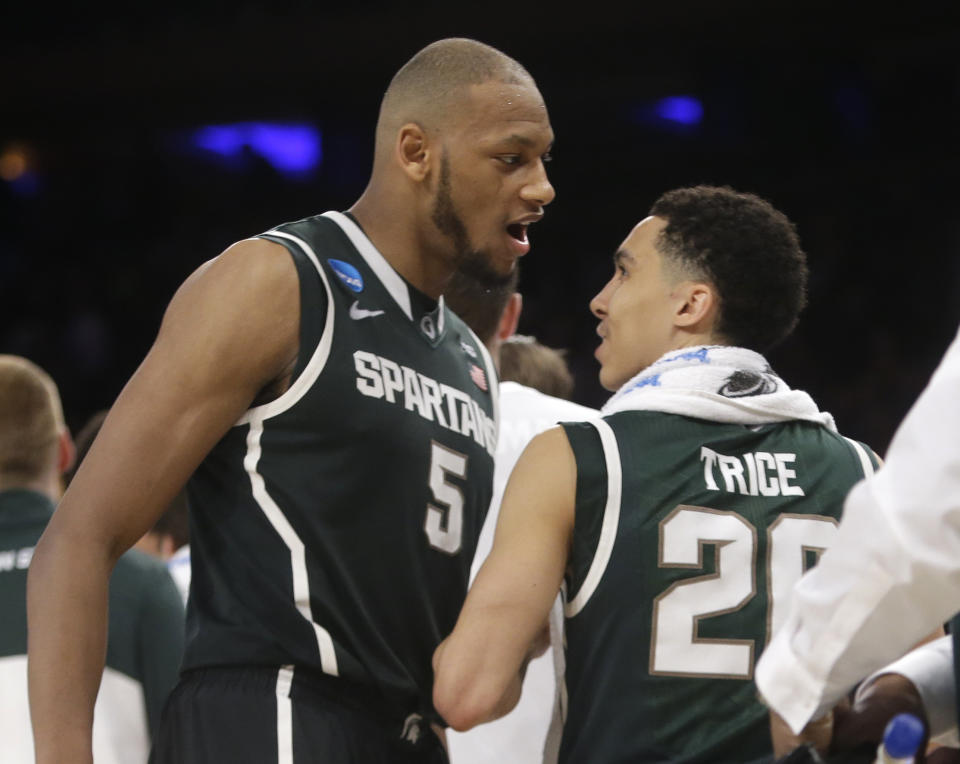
[{"left": 700, "top": 446, "right": 805, "bottom": 498}]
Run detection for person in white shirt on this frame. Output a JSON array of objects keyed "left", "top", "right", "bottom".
[
  {"left": 443, "top": 271, "right": 597, "bottom": 764},
  {"left": 756, "top": 323, "right": 960, "bottom": 757}
]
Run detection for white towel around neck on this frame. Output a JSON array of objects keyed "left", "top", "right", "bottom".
[{"left": 601, "top": 345, "right": 836, "bottom": 432}]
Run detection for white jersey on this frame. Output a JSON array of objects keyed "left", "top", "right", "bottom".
[{"left": 447, "top": 381, "right": 598, "bottom": 764}]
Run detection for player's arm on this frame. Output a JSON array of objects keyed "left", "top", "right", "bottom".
[
  {"left": 27, "top": 238, "right": 299, "bottom": 764},
  {"left": 433, "top": 426, "right": 575, "bottom": 731}
]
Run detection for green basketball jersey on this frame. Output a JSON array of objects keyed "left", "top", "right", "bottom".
[
  {"left": 559, "top": 412, "right": 878, "bottom": 763},
  {"left": 0, "top": 489, "right": 183, "bottom": 748},
  {"left": 183, "top": 212, "right": 497, "bottom": 723}
]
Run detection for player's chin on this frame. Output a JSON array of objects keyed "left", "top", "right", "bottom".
[
  {"left": 497, "top": 252, "right": 520, "bottom": 277},
  {"left": 484, "top": 246, "right": 520, "bottom": 280},
  {"left": 598, "top": 365, "right": 620, "bottom": 392}
]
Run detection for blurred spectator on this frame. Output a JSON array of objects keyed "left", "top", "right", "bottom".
[
  {"left": 499, "top": 334, "right": 576, "bottom": 401},
  {"left": 0, "top": 357, "right": 183, "bottom": 763}
]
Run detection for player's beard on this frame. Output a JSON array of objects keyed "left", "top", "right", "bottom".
[{"left": 431, "top": 152, "right": 515, "bottom": 290}]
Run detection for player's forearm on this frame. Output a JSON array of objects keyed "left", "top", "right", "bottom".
[{"left": 27, "top": 527, "right": 113, "bottom": 764}]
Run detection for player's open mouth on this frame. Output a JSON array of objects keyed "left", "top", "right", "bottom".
[
  {"left": 506, "top": 223, "right": 530, "bottom": 256},
  {"left": 507, "top": 223, "right": 528, "bottom": 244}
]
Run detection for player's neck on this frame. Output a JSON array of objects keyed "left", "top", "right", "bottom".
[
  {"left": 349, "top": 195, "right": 453, "bottom": 300},
  {"left": 662, "top": 330, "right": 725, "bottom": 358},
  {"left": 0, "top": 471, "right": 61, "bottom": 502}
]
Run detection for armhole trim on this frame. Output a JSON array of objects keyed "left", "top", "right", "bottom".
[
  {"left": 564, "top": 418, "right": 622, "bottom": 618},
  {"left": 843, "top": 437, "right": 876, "bottom": 478},
  {"left": 236, "top": 230, "right": 335, "bottom": 425}
]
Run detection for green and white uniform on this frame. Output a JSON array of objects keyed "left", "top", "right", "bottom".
[
  {"left": 558, "top": 346, "right": 877, "bottom": 764},
  {"left": 175, "top": 212, "right": 497, "bottom": 758}
]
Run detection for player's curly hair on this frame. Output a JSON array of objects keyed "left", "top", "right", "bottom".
[{"left": 650, "top": 185, "right": 808, "bottom": 352}]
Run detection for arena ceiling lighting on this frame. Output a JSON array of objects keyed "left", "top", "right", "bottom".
[
  {"left": 654, "top": 96, "right": 704, "bottom": 126},
  {"left": 631, "top": 95, "right": 704, "bottom": 133},
  {"left": 190, "top": 122, "right": 323, "bottom": 177}
]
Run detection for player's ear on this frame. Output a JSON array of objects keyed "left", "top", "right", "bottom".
[
  {"left": 396, "top": 123, "right": 432, "bottom": 182},
  {"left": 674, "top": 281, "right": 717, "bottom": 330},
  {"left": 57, "top": 429, "right": 76, "bottom": 476}
]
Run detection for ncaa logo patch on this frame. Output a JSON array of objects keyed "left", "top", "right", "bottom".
[{"left": 328, "top": 259, "right": 364, "bottom": 293}]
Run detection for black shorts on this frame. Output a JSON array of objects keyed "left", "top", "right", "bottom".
[{"left": 150, "top": 666, "right": 449, "bottom": 764}]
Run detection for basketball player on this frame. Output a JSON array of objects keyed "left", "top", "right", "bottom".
[
  {"left": 434, "top": 186, "right": 879, "bottom": 762},
  {"left": 27, "top": 38, "right": 554, "bottom": 764}
]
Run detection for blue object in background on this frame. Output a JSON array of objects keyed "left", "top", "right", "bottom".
[
  {"left": 191, "top": 122, "right": 322, "bottom": 177},
  {"left": 654, "top": 95, "right": 704, "bottom": 126},
  {"left": 631, "top": 95, "right": 704, "bottom": 134}
]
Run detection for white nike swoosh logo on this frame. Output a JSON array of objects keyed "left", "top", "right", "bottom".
[{"left": 349, "top": 300, "right": 385, "bottom": 320}]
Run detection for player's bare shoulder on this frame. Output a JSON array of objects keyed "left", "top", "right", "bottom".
[
  {"left": 190, "top": 236, "right": 298, "bottom": 302},
  {"left": 156, "top": 236, "right": 301, "bottom": 400}
]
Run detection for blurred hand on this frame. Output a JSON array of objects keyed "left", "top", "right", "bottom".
[
  {"left": 831, "top": 673, "right": 928, "bottom": 757},
  {"left": 927, "top": 749, "right": 960, "bottom": 764},
  {"left": 771, "top": 708, "right": 834, "bottom": 758}
]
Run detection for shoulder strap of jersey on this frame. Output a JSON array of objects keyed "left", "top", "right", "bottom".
[
  {"left": 841, "top": 436, "right": 879, "bottom": 478},
  {"left": 563, "top": 418, "right": 623, "bottom": 617}
]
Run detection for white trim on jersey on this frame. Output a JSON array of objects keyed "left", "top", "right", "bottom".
[
  {"left": 465, "top": 322, "right": 500, "bottom": 433},
  {"left": 843, "top": 437, "right": 876, "bottom": 478},
  {"left": 323, "top": 211, "right": 414, "bottom": 320},
  {"left": 237, "top": 230, "right": 336, "bottom": 426},
  {"left": 437, "top": 294, "right": 447, "bottom": 335},
  {"left": 276, "top": 666, "right": 295, "bottom": 764},
  {"left": 244, "top": 420, "right": 339, "bottom": 676},
  {"left": 564, "top": 419, "right": 623, "bottom": 618}
]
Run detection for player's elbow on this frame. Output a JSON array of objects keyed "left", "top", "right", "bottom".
[
  {"left": 433, "top": 663, "right": 506, "bottom": 732},
  {"left": 434, "top": 680, "right": 501, "bottom": 732}
]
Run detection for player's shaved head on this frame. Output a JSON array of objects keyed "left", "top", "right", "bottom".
[{"left": 376, "top": 38, "right": 536, "bottom": 151}]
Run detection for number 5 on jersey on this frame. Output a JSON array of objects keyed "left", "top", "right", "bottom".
[{"left": 425, "top": 441, "right": 468, "bottom": 555}]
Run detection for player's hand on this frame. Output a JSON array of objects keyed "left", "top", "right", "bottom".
[
  {"left": 831, "top": 673, "right": 929, "bottom": 760},
  {"left": 770, "top": 708, "right": 833, "bottom": 758}
]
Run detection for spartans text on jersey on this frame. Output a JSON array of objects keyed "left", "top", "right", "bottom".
[{"left": 354, "top": 350, "right": 496, "bottom": 457}]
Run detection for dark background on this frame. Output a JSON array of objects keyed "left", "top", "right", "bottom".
[{"left": 2, "top": 1, "right": 958, "bottom": 453}]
